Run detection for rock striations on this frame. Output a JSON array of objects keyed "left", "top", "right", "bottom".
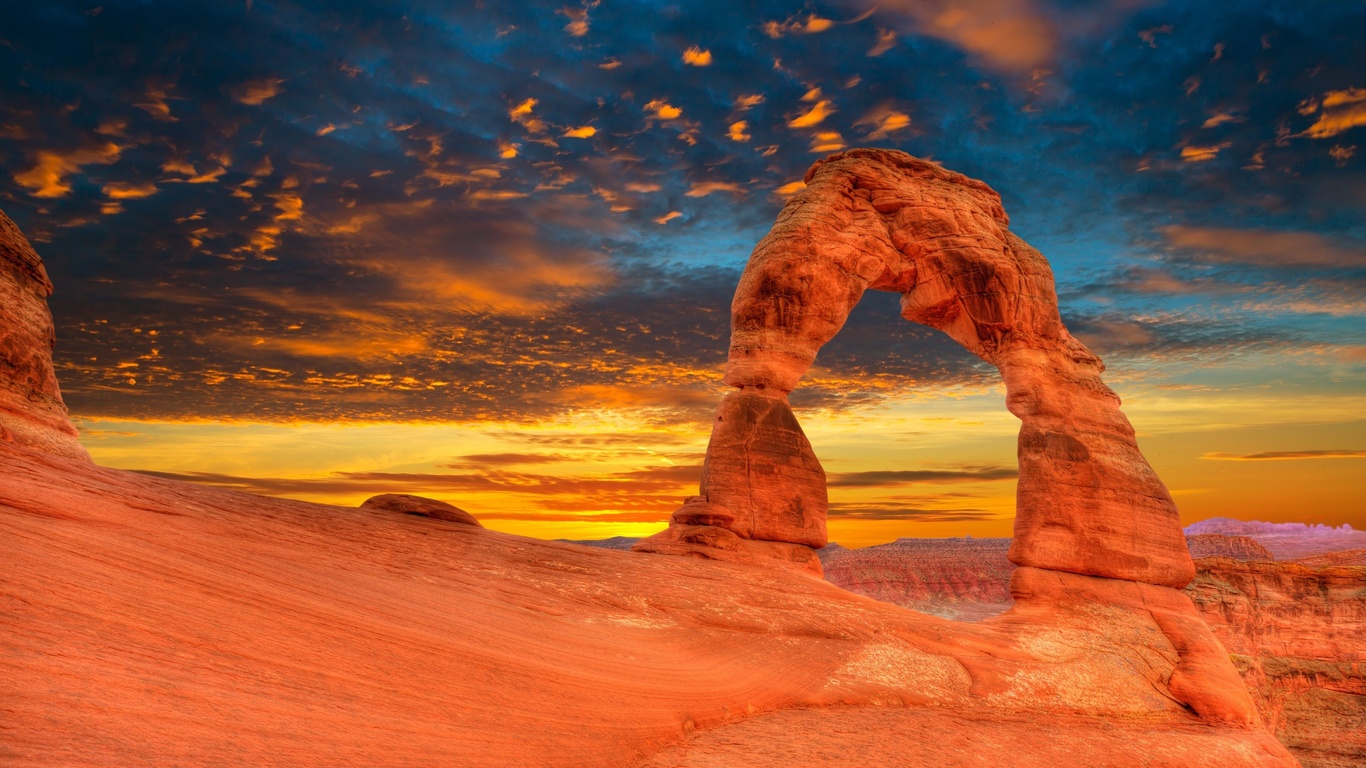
[
  {"left": 0, "top": 209, "right": 87, "bottom": 461},
  {"left": 635, "top": 149, "right": 1192, "bottom": 588}
]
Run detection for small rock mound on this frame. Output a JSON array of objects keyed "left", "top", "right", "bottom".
[
  {"left": 1185, "top": 534, "right": 1274, "bottom": 561},
  {"left": 360, "top": 494, "right": 482, "bottom": 527}
]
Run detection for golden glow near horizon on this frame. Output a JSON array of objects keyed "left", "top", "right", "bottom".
[{"left": 78, "top": 369, "right": 1366, "bottom": 547}]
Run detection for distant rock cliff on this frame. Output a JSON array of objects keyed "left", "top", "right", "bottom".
[{"left": 1187, "top": 558, "right": 1366, "bottom": 768}]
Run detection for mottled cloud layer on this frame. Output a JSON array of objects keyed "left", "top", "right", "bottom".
[{"left": 0, "top": 0, "right": 1361, "bottom": 426}]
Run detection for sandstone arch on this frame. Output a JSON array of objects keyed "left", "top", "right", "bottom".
[{"left": 636, "top": 149, "right": 1194, "bottom": 589}]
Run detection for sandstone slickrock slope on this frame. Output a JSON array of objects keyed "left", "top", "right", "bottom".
[
  {"left": 1, "top": 162, "right": 1304, "bottom": 766},
  {"left": 818, "top": 535, "right": 1366, "bottom": 768},
  {"left": 0, "top": 443, "right": 1300, "bottom": 767},
  {"left": 0, "top": 209, "right": 87, "bottom": 460},
  {"left": 635, "top": 149, "right": 1192, "bottom": 588}
]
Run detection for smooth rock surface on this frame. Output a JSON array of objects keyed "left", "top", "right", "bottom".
[
  {"left": 0, "top": 442, "right": 1299, "bottom": 767},
  {"left": 0, "top": 209, "right": 87, "bottom": 461}
]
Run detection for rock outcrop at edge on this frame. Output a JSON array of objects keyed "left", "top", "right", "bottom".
[{"left": 0, "top": 209, "right": 88, "bottom": 461}]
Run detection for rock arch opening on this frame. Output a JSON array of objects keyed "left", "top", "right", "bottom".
[{"left": 636, "top": 149, "right": 1194, "bottom": 590}]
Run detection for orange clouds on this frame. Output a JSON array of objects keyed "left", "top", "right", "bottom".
[
  {"left": 1297, "top": 88, "right": 1366, "bottom": 139},
  {"left": 1180, "top": 143, "right": 1230, "bottom": 162},
  {"left": 1162, "top": 225, "right": 1365, "bottom": 269},
  {"left": 726, "top": 121, "right": 750, "bottom": 142},
  {"left": 644, "top": 100, "right": 682, "bottom": 120},
  {"left": 509, "top": 98, "right": 546, "bottom": 133},
  {"left": 856, "top": 105, "right": 912, "bottom": 139},
  {"left": 562, "top": 125, "right": 597, "bottom": 138},
  {"left": 877, "top": 0, "right": 1057, "bottom": 75},
  {"left": 681, "top": 46, "right": 712, "bottom": 66},
  {"left": 684, "top": 181, "right": 745, "bottom": 197},
  {"left": 232, "top": 78, "right": 286, "bottom": 105},
  {"left": 13, "top": 142, "right": 122, "bottom": 198},
  {"left": 788, "top": 100, "right": 835, "bottom": 128},
  {"left": 101, "top": 181, "right": 159, "bottom": 200},
  {"left": 1202, "top": 450, "right": 1366, "bottom": 461}
]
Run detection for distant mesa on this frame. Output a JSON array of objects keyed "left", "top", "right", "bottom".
[
  {"left": 0, "top": 208, "right": 89, "bottom": 461},
  {"left": 360, "top": 493, "right": 482, "bottom": 527},
  {"left": 1186, "top": 517, "right": 1366, "bottom": 560}
]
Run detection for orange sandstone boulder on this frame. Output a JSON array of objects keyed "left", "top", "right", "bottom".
[
  {"left": 0, "top": 209, "right": 87, "bottom": 461},
  {"left": 360, "top": 493, "right": 482, "bottom": 526}
]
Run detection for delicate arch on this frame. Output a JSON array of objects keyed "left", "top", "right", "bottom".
[{"left": 638, "top": 150, "right": 1193, "bottom": 589}]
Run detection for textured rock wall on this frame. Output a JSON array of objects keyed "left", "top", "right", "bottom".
[
  {"left": 0, "top": 210, "right": 87, "bottom": 460},
  {"left": 1187, "top": 558, "right": 1366, "bottom": 768}
]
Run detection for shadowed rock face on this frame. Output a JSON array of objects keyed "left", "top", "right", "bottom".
[
  {"left": 0, "top": 209, "right": 87, "bottom": 461},
  {"left": 637, "top": 149, "right": 1193, "bottom": 589}
]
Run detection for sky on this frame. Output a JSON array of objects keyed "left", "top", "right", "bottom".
[{"left": 1, "top": 0, "right": 1363, "bottom": 546}]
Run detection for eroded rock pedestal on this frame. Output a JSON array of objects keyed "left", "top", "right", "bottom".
[{"left": 0, "top": 209, "right": 87, "bottom": 461}]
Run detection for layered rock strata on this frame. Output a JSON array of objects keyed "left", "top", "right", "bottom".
[
  {"left": 638, "top": 149, "right": 1192, "bottom": 588},
  {"left": 1188, "top": 558, "right": 1366, "bottom": 768},
  {"left": 0, "top": 209, "right": 87, "bottom": 460}
]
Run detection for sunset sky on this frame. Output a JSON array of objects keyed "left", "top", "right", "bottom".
[{"left": 1, "top": 0, "right": 1363, "bottom": 546}]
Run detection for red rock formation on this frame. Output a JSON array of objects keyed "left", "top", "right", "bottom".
[
  {"left": 0, "top": 209, "right": 87, "bottom": 461},
  {"left": 638, "top": 149, "right": 1193, "bottom": 589},
  {"left": 1187, "top": 518, "right": 1366, "bottom": 561},
  {"left": 1187, "top": 534, "right": 1276, "bottom": 561},
  {"left": 360, "top": 493, "right": 482, "bottom": 526},
  {"left": 1187, "top": 558, "right": 1366, "bottom": 768}
]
